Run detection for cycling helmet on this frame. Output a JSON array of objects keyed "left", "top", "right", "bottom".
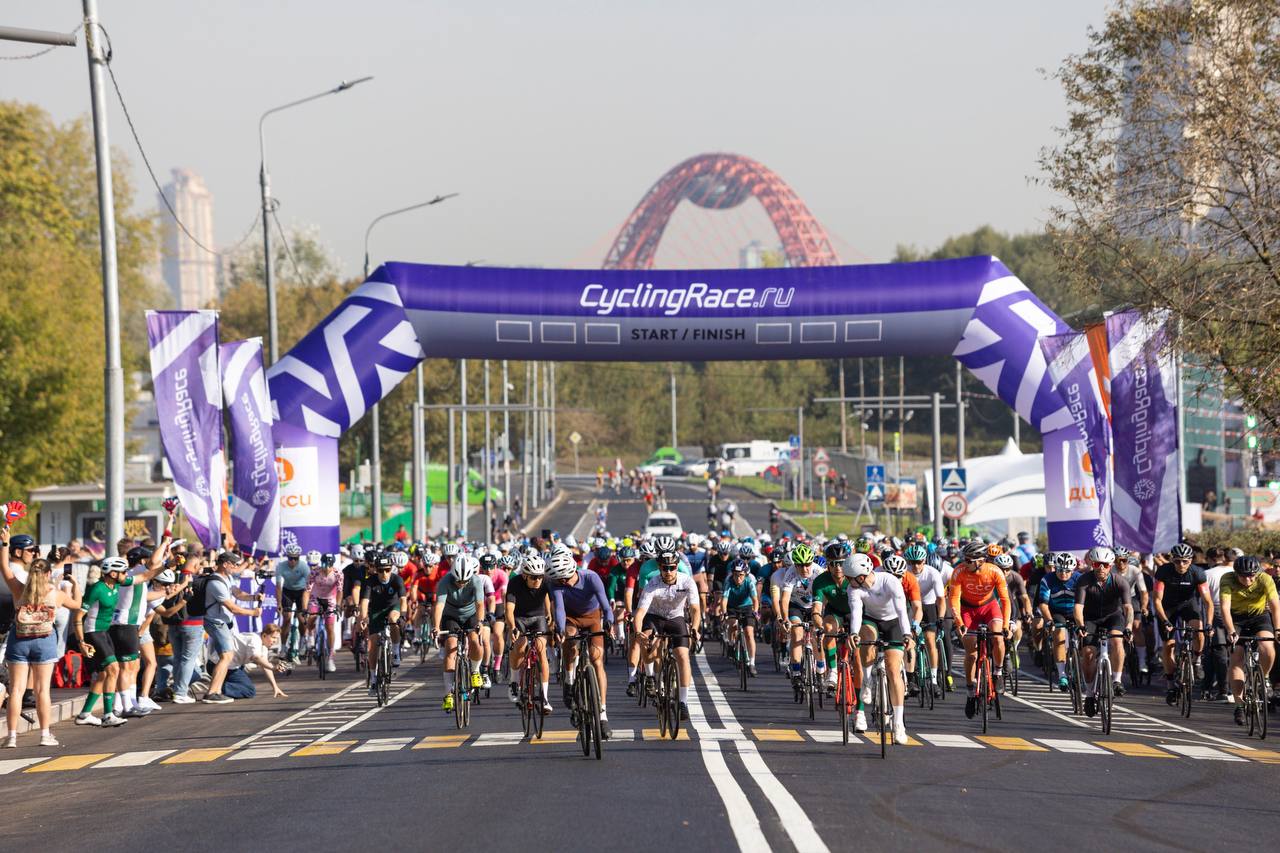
[
  {"left": 499, "top": 553, "right": 520, "bottom": 571},
  {"left": 653, "top": 535, "right": 677, "bottom": 555},
  {"left": 594, "top": 545, "right": 612, "bottom": 561},
  {"left": 618, "top": 545, "right": 637, "bottom": 560},
  {"left": 423, "top": 550, "right": 440, "bottom": 567},
  {"left": 824, "top": 541, "right": 853, "bottom": 564},
  {"left": 985, "top": 543, "right": 1004, "bottom": 558},
  {"left": 904, "top": 544, "right": 928, "bottom": 563},
  {"left": 738, "top": 542, "right": 758, "bottom": 560},
  {"left": 320, "top": 554, "right": 336, "bottom": 569},
  {"left": 306, "top": 549, "right": 322, "bottom": 566},
  {"left": 769, "top": 548, "right": 789, "bottom": 565},
  {"left": 565, "top": 535, "right": 579, "bottom": 550},
  {"left": 1112, "top": 546, "right": 1130, "bottom": 560},
  {"left": 1233, "top": 555, "right": 1262, "bottom": 576},
  {"left": 284, "top": 544, "right": 302, "bottom": 558},
  {"left": 847, "top": 553, "right": 874, "bottom": 579},
  {"left": 729, "top": 558, "right": 749, "bottom": 575},
  {"left": 1032, "top": 553, "right": 1047, "bottom": 570},
  {"left": 1052, "top": 552, "right": 1077, "bottom": 573},
  {"left": 890, "top": 536, "right": 905, "bottom": 552},
  {"left": 478, "top": 552, "right": 498, "bottom": 571},
  {"left": 854, "top": 536, "right": 873, "bottom": 554},
  {"left": 638, "top": 540, "right": 657, "bottom": 561},
  {"left": 876, "top": 542, "right": 896, "bottom": 559},
  {"left": 994, "top": 553, "right": 1015, "bottom": 571},
  {"left": 1170, "top": 543, "right": 1194, "bottom": 560},
  {"left": 715, "top": 539, "right": 733, "bottom": 556},
  {"left": 522, "top": 554, "right": 546, "bottom": 576},
  {"left": 883, "top": 554, "right": 907, "bottom": 577},
  {"left": 154, "top": 569, "right": 177, "bottom": 584},
  {"left": 449, "top": 554, "right": 479, "bottom": 582},
  {"left": 371, "top": 552, "right": 394, "bottom": 572},
  {"left": 546, "top": 550, "right": 578, "bottom": 581},
  {"left": 962, "top": 541, "right": 989, "bottom": 563},
  {"left": 351, "top": 543, "right": 366, "bottom": 561},
  {"left": 791, "top": 543, "right": 815, "bottom": 566},
  {"left": 1085, "top": 546, "right": 1115, "bottom": 565},
  {"left": 442, "top": 542, "right": 460, "bottom": 558},
  {"left": 101, "top": 557, "right": 129, "bottom": 574},
  {"left": 390, "top": 550, "right": 410, "bottom": 569},
  {"left": 657, "top": 550, "right": 680, "bottom": 568}
]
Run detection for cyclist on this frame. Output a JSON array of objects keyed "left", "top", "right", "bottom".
[
  {"left": 948, "top": 540, "right": 1011, "bottom": 718},
  {"left": 360, "top": 552, "right": 406, "bottom": 691},
  {"left": 342, "top": 545, "right": 368, "bottom": 668},
  {"left": 586, "top": 542, "right": 618, "bottom": 586},
  {"left": 409, "top": 549, "right": 442, "bottom": 648},
  {"left": 1153, "top": 542, "right": 1213, "bottom": 702},
  {"left": 905, "top": 544, "right": 945, "bottom": 696},
  {"left": 1220, "top": 555, "right": 1278, "bottom": 724},
  {"left": 505, "top": 553, "right": 553, "bottom": 714},
  {"left": 548, "top": 549, "right": 614, "bottom": 738},
  {"left": 773, "top": 543, "right": 826, "bottom": 690},
  {"left": 706, "top": 538, "right": 736, "bottom": 613},
  {"left": 813, "top": 541, "right": 853, "bottom": 691},
  {"left": 478, "top": 551, "right": 507, "bottom": 689},
  {"left": 846, "top": 553, "right": 913, "bottom": 743},
  {"left": 275, "top": 544, "right": 311, "bottom": 662},
  {"left": 881, "top": 553, "right": 923, "bottom": 694},
  {"left": 1073, "top": 546, "right": 1133, "bottom": 715},
  {"left": 633, "top": 548, "right": 702, "bottom": 721},
  {"left": 995, "top": 552, "right": 1032, "bottom": 669},
  {"left": 721, "top": 558, "right": 760, "bottom": 676},
  {"left": 307, "top": 555, "right": 343, "bottom": 672},
  {"left": 606, "top": 546, "right": 636, "bottom": 648},
  {"left": 1037, "top": 552, "right": 1080, "bottom": 690},
  {"left": 431, "top": 554, "right": 486, "bottom": 712}
]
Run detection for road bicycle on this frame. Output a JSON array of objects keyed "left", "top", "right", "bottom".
[
  {"left": 646, "top": 630, "right": 692, "bottom": 740},
  {"left": 312, "top": 599, "right": 337, "bottom": 680},
  {"left": 1001, "top": 628, "right": 1021, "bottom": 697},
  {"left": 1081, "top": 625, "right": 1128, "bottom": 735},
  {"left": 1164, "top": 620, "right": 1204, "bottom": 718},
  {"left": 791, "top": 621, "right": 824, "bottom": 721},
  {"left": 440, "top": 629, "right": 478, "bottom": 729},
  {"left": 372, "top": 623, "right": 394, "bottom": 707},
  {"left": 830, "top": 631, "right": 858, "bottom": 745},
  {"left": 913, "top": 627, "right": 935, "bottom": 711},
  {"left": 934, "top": 623, "right": 951, "bottom": 700},
  {"left": 863, "top": 638, "right": 893, "bottom": 758},
  {"left": 1235, "top": 635, "right": 1274, "bottom": 740},
  {"left": 725, "top": 609, "right": 753, "bottom": 692},
  {"left": 515, "top": 628, "right": 549, "bottom": 740},
  {"left": 971, "top": 624, "right": 1004, "bottom": 733},
  {"left": 563, "top": 631, "right": 608, "bottom": 759}
]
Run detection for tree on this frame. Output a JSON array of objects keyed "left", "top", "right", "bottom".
[
  {"left": 1041, "top": 0, "right": 1280, "bottom": 431},
  {"left": 0, "top": 101, "right": 159, "bottom": 518}
]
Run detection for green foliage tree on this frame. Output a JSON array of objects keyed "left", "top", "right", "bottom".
[{"left": 0, "top": 101, "right": 159, "bottom": 520}]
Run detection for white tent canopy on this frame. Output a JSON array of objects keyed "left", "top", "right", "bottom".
[{"left": 926, "top": 438, "right": 1045, "bottom": 528}]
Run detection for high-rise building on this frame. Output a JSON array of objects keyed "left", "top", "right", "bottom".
[{"left": 159, "top": 168, "right": 217, "bottom": 309}]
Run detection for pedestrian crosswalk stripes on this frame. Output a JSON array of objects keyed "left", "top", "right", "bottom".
[{"left": 3, "top": 730, "right": 1271, "bottom": 776}]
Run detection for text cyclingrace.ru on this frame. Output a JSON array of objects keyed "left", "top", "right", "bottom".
[{"left": 580, "top": 282, "right": 795, "bottom": 316}]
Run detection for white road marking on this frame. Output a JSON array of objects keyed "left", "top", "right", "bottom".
[
  {"left": 736, "top": 740, "right": 831, "bottom": 853},
  {"left": 806, "top": 729, "right": 847, "bottom": 744},
  {"left": 309, "top": 682, "right": 423, "bottom": 743},
  {"left": 474, "top": 732, "right": 525, "bottom": 746},
  {"left": 231, "top": 679, "right": 364, "bottom": 748},
  {"left": 92, "top": 750, "right": 175, "bottom": 768},
  {"left": 0, "top": 757, "right": 49, "bottom": 774},
  {"left": 917, "top": 733, "right": 984, "bottom": 749},
  {"left": 354, "top": 737, "right": 414, "bottom": 753},
  {"left": 228, "top": 746, "right": 293, "bottom": 761},
  {"left": 1037, "top": 738, "right": 1109, "bottom": 755},
  {"left": 700, "top": 739, "right": 771, "bottom": 853},
  {"left": 1162, "top": 744, "right": 1247, "bottom": 762}
]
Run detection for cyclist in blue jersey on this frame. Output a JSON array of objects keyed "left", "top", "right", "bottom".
[
  {"left": 1037, "top": 552, "right": 1080, "bottom": 690},
  {"left": 721, "top": 560, "right": 760, "bottom": 675}
]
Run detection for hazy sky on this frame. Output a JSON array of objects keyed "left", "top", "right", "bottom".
[{"left": 3, "top": 1, "right": 1112, "bottom": 277}]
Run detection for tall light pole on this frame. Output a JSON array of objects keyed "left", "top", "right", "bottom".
[
  {"left": 670, "top": 368, "right": 678, "bottom": 448},
  {"left": 259, "top": 75, "right": 372, "bottom": 364},
  {"left": 362, "top": 194, "right": 457, "bottom": 541}
]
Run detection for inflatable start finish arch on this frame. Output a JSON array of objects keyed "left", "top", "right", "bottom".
[{"left": 265, "top": 256, "right": 1102, "bottom": 551}]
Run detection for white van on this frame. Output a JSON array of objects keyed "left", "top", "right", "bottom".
[{"left": 718, "top": 440, "right": 792, "bottom": 476}]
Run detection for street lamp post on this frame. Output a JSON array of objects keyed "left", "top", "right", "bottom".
[
  {"left": 259, "top": 76, "right": 372, "bottom": 364},
  {"left": 362, "top": 194, "right": 457, "bottom": 542}
]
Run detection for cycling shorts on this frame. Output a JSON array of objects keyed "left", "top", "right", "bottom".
[
  {"left": 959, "top": 599, "right": 1004, "bottom": 631},
  {"left": 921, "top": 602, "right": 940, "bottom": 629},
  {"left": 279, "top": 587, "right": 305, "bottom": 612},
  {"left": 726, "top": 607, "right": 757, "bottom": 629},
  {"left": 513, "top": 615, "right": 550, "bottom": 638},
  {"left": 108, "top": 624, "right": 140, "bottom": 663},
  {"left": 787, "top": 605, "right": 814, "bottom": 625},
  {"left": 642, "top": 613, "right": 689, "bottom": 649},
  {"left": 1159, "top": 602, "right": 1203, "bottom": 641},
  {"left": 84, "top": 630, "right": 117, "bottom": 669},
  {"left": 1082, "top": 612, "right": 1126, "bottom": 646},
  {"left": 442, "top": 612, "right": 478, "bottom": 635},
  {"left": 564, "top": 610, "right": 604, "bottom": 650},
  {"left": 1233, "top": 612, "right": 1275, "bottom": 640},
  {"left": 860, "top": 616, "right": 905, "bottom": 648},
  {"left": 308, "top": 597, "right": 337, "bottom": 618}
]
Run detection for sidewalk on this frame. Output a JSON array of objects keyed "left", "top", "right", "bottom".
[{"left": 2, "top": 687, "right": 89, "bottom": 736}]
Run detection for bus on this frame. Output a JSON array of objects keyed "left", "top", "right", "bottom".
[{"left": 717, "top": 441, "right": 792, "bottom": 476}]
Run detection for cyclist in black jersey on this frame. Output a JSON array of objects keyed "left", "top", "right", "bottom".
[{"left": 1073, "top": 546, "right": 1133, "bottom": 713}]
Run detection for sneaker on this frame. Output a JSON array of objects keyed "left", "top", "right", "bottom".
[
  {"left": 1224, "top": 693, "right": 1235, "bottom": 705},
  {"left": 748, "top": 664, "right": 758, "bottom": 677},
  {"left": 1192, "top": 662, "right": 1204, "bottom": 682},
  {"left": 172, "top": 694, "right": 195, "bottom": 705},
  {"left": 508, "top": 682, "right": 520, "bottom": 703},
  {"left": 39, "top": 733, "right": 58, "bottom": 747},
  {"left": 75, "top": 712, "right": 102, "bottom": 727},
  {"left": 139, "top": 697, "right": 162, "bottom": 712},
  {"left": 470, "top": 672, "right": 483, "bottom": 689},
  {"left": 1058, "top": 676, "right": 1070, "bottom": 691},
  {"left": 964, "top": 696, "right": 976, "bottom": 719},
  {"left": 1165, "top": 686, "right": 1179, "bottom": 705},
  {"left": 994, "top": 675, "right": 1005, "bottom": 695},
  {"left": 1084, "top": 696, "right": 1097, "bottom": 717},
  {"left": 482, "top": 674, "right": 492, "bottom": 690},
  {"left": 201, "top": 693, "right": 233, "bottom": 705},
  {"left": 102, "top": 713, "right": 129, "bottom": 727},
  {"left": 893, "top": 724, "right": 908, "bottom": 744},
  {"left": 679, "top": 702, "right": 690, "bottom": 721},
  {"left": 626, "top": 680, "right": 637, "bottom": 698},
  {"left": 123, "top": 707, "right": 148, "bottom": 718},
  {"left": 541, "top": 699, "right": 553, "bottom": 714},
  {"left": 326, "top": 659, "right": 336, "bottom": 673},
  {"left": 3, "top": 734, "right": 15, "bottom": 749},
  {"left": 1113, "top": 682, "right": 1126, "bottom": 698},
  {"left": 601, "top": 717, "right": 612, "bottom": 740},
  {"left": 442, "top": 694, "right": 454, "bottom": 712},
  {"left": 1233, "top": 706, "right": 1245, "bottom": 726},
  {"left": 853, "top": 710, "right": 868, "bottom": 732}
]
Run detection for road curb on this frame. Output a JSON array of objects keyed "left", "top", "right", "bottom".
[
  {"left": 1, "top": 691, "right": 88, "bottom": 736},
  {"left": 520, "top": 488, "right": 568, "bottom": 536}
]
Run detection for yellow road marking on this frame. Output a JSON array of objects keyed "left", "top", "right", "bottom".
[
  {"left": 642, "top": 727, "right": 690, "bottom": 741},
  {"left": 162, "top": 748, "right": 233, "bottom": 764},
  {"left": 1098, "top": 742, "right": 1173, "bottom": 758},
  {"left": 863, "top": 733, "right": 919, "bottom": 747},
  {"left": 977, "top": 736, "right": 1046, "bottom": 751},
  {"left": 292, "top": 740, "right": 356, "bottom": 757},
  {"left": 533, "top": 730, "right": 578, "bottom": 744},
  {"left": 413, "top": 734, "right": 470, "bottom": 749},
  {"left": 26, "top": 753, "right": 113, "bottom": 772},
  {"left": 1224, "top": 747, "right": 1280, "bottom": 763},
  {"left": 753, "top": 728, "right": 804, "bottom": 742}
]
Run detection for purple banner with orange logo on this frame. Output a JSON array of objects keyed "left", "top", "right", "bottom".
[
  {"left": 274, "top": 420, "right": 340, "bottom": 554},
  {"left": 219, "top": 339, "right": 280, "bottom": 555}
]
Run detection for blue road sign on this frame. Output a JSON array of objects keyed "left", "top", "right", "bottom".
[
  {"left": 865, "top": 482, "right": 886, "bottom": 503},
  {"left": 940, "top": 467, "right": 967, "bottom": 492},
  {"left": 865, "top": 464, "right": 885, "bottom": 484},
  {"left": 789, "top": 434, "right": 801, "bottom": 448}
]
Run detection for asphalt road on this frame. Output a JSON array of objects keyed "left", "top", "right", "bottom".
[{"left": 3, "top": 482, "right": 1276, "bottom": 852}]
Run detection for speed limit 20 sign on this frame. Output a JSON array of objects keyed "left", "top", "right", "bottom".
[{"left": 941, "top": 493, "right": 968, "bottom": 520}]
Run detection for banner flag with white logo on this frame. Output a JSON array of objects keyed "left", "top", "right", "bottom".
[{"left": 219, "top": 338, "right": 280, "bottom": 555}]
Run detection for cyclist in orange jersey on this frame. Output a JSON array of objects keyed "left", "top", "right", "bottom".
[{"left": 948, "top": 541, "right": 1011, "bottom": 719}]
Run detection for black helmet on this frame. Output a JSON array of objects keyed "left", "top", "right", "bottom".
[
  {"left": 127, "top": 545, "right": 153, "bottom": 566},
  {"left": 478, "top": 553, "right": 498, "bottom": 571},
  {"left": 1233, "top": 555, "right": 1262, "bottom": 576},
  {"left": 824, "top": 541, "right": 852, "bottom": 563},
  {"left": 371, "top": 553, "right": 394, "bottom": 571},
  {"left": 657, "top": 550, "right": 680, "bottom": 568},
  {"left": 1170, "top": 543, "right": 1194, "bottom": 560},
  {"left": 9, "top": 534, "right": 35, "bottom": 551},
  {"left": 962, "top": 541, "right": 989, "bottom": 562}
]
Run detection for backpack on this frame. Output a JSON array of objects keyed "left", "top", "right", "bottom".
[
  {"left": 185, "top": 574, "right": 215, "bottom": 618},
  {"left": 52, "top": 651, "right": 86, "bottom": 689}
]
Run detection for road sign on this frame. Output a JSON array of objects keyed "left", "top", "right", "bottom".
[
  {"left": 568, "top": 431, "right": 582, "bottom": 445},
  {"left": 789, "top": 448, "right": 800, "bottom": 460},
  {"left": 813, "top": 446, "right": 830, "bottom": 463},
  {"left": 865, "top": 482, "right": 885, "bottom": 503},
  {"left": 865, "top": 464, "right": 885, "bottom": 484},
  {"left": 813, "top": 462, "right": 830, "bottom": 478},
  {"left": 777, "top": 450, "right": 791, "bottom": 461},
  {"left": 941, "top": 493, "right": 968, "bottom": 519},
  {"left": 940, "top": 466, "right": 967, "bottom": 492},
  {"left": 788, "top": 434, "right": 801, "bottom": 448}
]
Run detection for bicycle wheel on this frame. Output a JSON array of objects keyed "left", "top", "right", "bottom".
[
  {"left": 1009, "top": 647, "right": 1020, "bottom": 697},
  {"left": 519, "top": 667, "right": 533, "bottom": 738},
  {"left": 936, "top": 634, "right": 950, "bottom": 699},
  {"left": 805, "top": 651, "right": 816, "bottom": 721},
  {"left": 316, "top": 627, "right": 327, "bottom": 680},
  {"left": 837, "top": 663, "right": 850, "bottom": 745},
  {"left": 1068, "top": 648, "right": 1084, "bottom": 715},
  {"left": 1179, "top": 652, "right": 1194, "bottom": 718},
  {"left": 739, "top": 636, "right": 748, "bottom": 692},
  {"left": 532, "top": 677, "right": 546, "bottom": 739},
  {"left": 665, "top": 658, "right": 681, "bottom": 739},
  {"left": 454, "top": 660, "right": 467, "bottom": 729},
  {"left": 1099, "top": 658, "right": 1113, "bottom": 735},
  {"left": 876, "top": 669, "right": 888, "bottom": 759},
  {"left": 978, "top": 656, "right": 990, "bottom": 733},
  {"left": 582, "top": 665, "right": 603, "bottom": 760}
]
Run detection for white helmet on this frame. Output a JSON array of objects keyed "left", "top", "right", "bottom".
[
  {"left": 390, "top": 551, "right": 410, "bottom": 569},
  {"left": 450, "top": 554, "right": 479, "bottom": 582},
  {"left": 523, "top": 554, "right": 546, "bottom": 577},
  {"left": 423, "top": 550, "right": 440, "bottom": 567},
  {"left": 546, "top": 550, "right": 578, "bottom": 581},
  {"left": 738, "top": 542, "right": 758, "bottom": 560},
  {"left": 101, "top": 556, "right": 129, "bottom": 574},
  {"left": 351, "top": 544, "right": 366, "bottom": 561},
  {"left": 847, "top": 553, "right": 874, "bottom": 579},
  {"left": 1086, "top": 546, "right": 1115, "bottom": 565},
  {"left": 284, "top": 544, "right": 302, "bottom": 558},
  {"left": 306, "top": 549, "right": 322, "bottom": 565},
  {"left": 565, "top": 535, "right": 579, "bottom": 550}
]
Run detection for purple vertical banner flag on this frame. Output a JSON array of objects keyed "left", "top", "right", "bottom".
[
  {"left": 273, "top": 420, "right": 341, "bottom": 554},
  {"left": 219, "top": 339, "right": 280, "bottom": 555},
  {"left": 1107, "top": 310, "right": 1181, "bottom": 552},
  {"left": 146, "top": 310, "right": 225, "bottom": 549},
  {"left": 1039, "top": 331, "right": 1113, "bottom": 547}
]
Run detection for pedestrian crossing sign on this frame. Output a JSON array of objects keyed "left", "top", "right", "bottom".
[{"left": 866, "top": 483, "right": 885, "bottom": 502}]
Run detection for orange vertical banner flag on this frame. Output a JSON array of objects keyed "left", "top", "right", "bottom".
[{"left": 1085, "top": 322, "right": 1112, "bottom": 420}]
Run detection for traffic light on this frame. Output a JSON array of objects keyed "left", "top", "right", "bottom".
[{"left": 1245, "top": 414, "right": 1258, "bottom": 450}]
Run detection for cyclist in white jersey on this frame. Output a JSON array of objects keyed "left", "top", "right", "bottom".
[
  {"left": 633, "top": 551, "right": 702, "bottom": 721},
  {"left": 905, "top": 544, "right": 946, "bottom": 696},
  {"left": 846, "top": 555, "right": 913, "bottom": 743}
]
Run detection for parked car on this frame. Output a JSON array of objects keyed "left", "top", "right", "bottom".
[
  {"left": 681, "top": 457, "right": 727, "bottom": 477},
  {"left": 643, "top": 510, "right": 684, "bottom": 538}
]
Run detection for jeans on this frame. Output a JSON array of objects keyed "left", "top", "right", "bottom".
[
  {"left": 170, "top": 624, "right": 205, "bottom": 698},
  {"left": 53, "top": 608, "right": 70, "bottom": 659}
]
